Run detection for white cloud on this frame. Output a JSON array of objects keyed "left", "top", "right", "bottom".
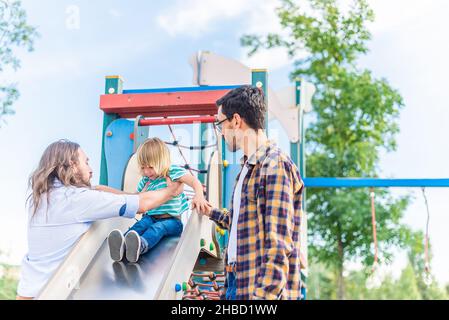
[
  {"left": 156, "top": 0, "right": 295, "bottom": 72},
  {"left": 240, "top": 47, "right": 291, "bottom": 71},
  {"left": 367, "top": 0, "right": 448, "bottom": 35},
  {"left": 156, "top": 0, "right": 256, "bottom": 38},
  {"left": 156, "top": 0, "right": 306, "bottom": 72},
  {"left": 239, "top": 0, "right": 296, "bottom": 71}
]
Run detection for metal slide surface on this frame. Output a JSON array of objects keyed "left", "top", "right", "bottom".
[
  {"left": 60, "top": 207, "right": 220, "bottom": 300},
  {"left": 68, "top": 235, "right": 180, "bottom": 300}
]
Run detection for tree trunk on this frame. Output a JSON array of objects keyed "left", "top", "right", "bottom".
[
  {"left": 336, "top": 226, "right": 345, "bottom": 300},
  {"left": 337, "top": 263, "right": 344, "bottom": 300}
]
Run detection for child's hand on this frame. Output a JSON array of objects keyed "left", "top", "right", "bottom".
[{"left": 191, "top": 195, "right": 212, "bottom": 215}]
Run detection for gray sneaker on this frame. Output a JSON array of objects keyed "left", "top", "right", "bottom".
[
  {"left": 125, "top": 230, "right": 141, "bottom": 263},
  {"left": 108, "top": 229, "right": 125, "bottom": 262}
]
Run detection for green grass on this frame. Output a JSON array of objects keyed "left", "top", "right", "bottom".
[
  {"left": 0, "top": 264, "right": 19, "bottom": 300},
  {"left": 0, "top": 277, "right": 18, "bottom": 300}
]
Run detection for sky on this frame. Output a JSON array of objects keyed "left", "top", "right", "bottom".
[{"left": 0, "top": 0, "right": 448, "bottom": 286}]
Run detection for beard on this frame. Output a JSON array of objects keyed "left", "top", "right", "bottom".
[
  {"left": 84, "top": 178, "right": 92, "bottom": 187},
  {"left": 75, "top": 172, "right": 92, "bottom": 187},
  {"left": 226, "top": 135, "right": 239, "bottom": 152}
]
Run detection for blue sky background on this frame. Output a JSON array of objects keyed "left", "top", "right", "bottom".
[{"left": 0, "top": 0, "right": 448, "bottom": 286}]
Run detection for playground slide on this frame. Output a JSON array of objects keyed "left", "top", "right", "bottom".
[{"left": 37, "top": 152, "right": 222, "bottom": 300}]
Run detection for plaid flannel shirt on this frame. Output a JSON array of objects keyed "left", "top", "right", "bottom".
[{"left": 210, "top": 140, "right": 304, "bottom": 300}]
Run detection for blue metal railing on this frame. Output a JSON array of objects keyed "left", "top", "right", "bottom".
[
  {"left": 122, "top": 85, "right": 242, "bottom": 94},
  {"left": 303, "top": 178, "right": 449, "bottom": 188}
]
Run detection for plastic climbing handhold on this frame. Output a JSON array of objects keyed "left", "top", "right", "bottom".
[
  {"left": 199, "top": 258, "right": 207, "bottom": 265},
  {"left": 215, "top": 226, "right": 225, "bottom": 236},
  {"left": 182, "top": 282, "right": 188, "bottom": 291},
  {"left": 200, "top": 238, "right": 205, "bottom": 247},
  {"left": 106, "top": 131, "right": 113, "bottom": 137},
  {"left": 129, "top": 133, "right": 134, "bottom": 140},
  {"left": 223, "top": 160, "right": 229, "bottom": 168},
  {"left": 209, "top": 243, "right": 214, "bottom": 251},
  {"left": 175, "top": 283, "right": 181, "bottom": 292}
]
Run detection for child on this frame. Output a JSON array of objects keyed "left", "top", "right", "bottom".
[{"left": 107, "top": 137, "right": 212, "bottom": 263}]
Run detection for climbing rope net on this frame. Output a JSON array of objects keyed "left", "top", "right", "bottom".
[
  {"left": 182, "top": 272, "right": 226, "bottom": 300},
  {"left": 164, "top": 124, "right": 218, "bottom": 202}
]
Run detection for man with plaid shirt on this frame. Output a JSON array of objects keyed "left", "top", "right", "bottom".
[{"left": 203, "top": 85, "right": 304, "bottom": 300}]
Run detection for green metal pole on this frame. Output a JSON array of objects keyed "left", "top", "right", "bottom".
[
  {"left": 221, "top": 137, "right": 227, "bottom": 209},
  {"left": 251, "top": 69, "right": 268, "bottom": 134},
  {"left": 99, "top": 75, "right": 122, "bottom": 185},
  {"left": 290, "top": 79, "right": 301, "bottom": 169},
  {"left": 198, "top": 123, "right": 208, "bottom": 185},
  {"left": 290, "top": 79, "right": 306, "bottom": 210}
]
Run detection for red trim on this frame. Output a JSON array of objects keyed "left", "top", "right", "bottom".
[
  {"left": 139, "top": 116, "right": 216, "bottom": 126},
  {"left": 99, "top": 90, "right": 230, "bottom": 118}
]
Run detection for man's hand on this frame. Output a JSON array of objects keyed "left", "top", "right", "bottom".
[{"left": 166, "top": 176, "right": 183, "bottom": 197}]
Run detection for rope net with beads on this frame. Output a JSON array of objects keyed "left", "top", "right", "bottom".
[
  {"left": 165, "top": 122, "right": 228, "bottom": 300},
  {"left": 145, "top": 122, "right": 228, "bottom": 299},
  {"left": 165, "top": 124, "right": 218, "bottom": 197},
  {"left": 182, "top": 271, "right": 226, "bottom": 300}
]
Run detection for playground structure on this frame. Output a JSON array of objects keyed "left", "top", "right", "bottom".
[
  {"left": 36, "top": 51, "right": 312, "bottom": 300},
  {"left": 33, "top": 51, "right": 449, "bottom": 300}
]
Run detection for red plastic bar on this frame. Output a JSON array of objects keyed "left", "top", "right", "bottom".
[
  {"left": 99, "top": 89, "right": 231, "bottom": 118},
  {"left": 138, "top": 116, "right": 216, "bottom": 126}
]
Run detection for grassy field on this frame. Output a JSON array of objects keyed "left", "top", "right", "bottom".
[{"left": 0, "top": 264, "right": 19, "bottom": 300}]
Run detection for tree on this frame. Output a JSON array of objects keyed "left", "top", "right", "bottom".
[
  {"left": 241, "top": 0, "right": 417, "bottom": 299},
  {"left": 307, "top": 261, "right": 337, "bottom": 300},
  {"left": 309, "top": 262, "right": 448, "bottom": 300},
  {"left": 0, "top": 0, "right": 38, "bottom": 125},
  {"left": 405, "top": 231, "right": 448, "bottom": 300}
]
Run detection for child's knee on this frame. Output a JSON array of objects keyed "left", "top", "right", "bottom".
[
  {"left": 174, "top": 219, "right": 183, "bottom": 235},
  {"left": 165, "top": 218, "right": 183, "bottom": 236}
]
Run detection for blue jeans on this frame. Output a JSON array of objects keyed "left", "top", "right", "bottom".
[
  {"left": 225, "top": 271, "right": 237, "bottom": 300},
  {"left": 127, "top": 215, "right": 183, "bottom": 254}
]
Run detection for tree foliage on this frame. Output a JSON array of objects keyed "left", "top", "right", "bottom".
[
  {"left": 309, "top": 257, "right": 448, "bottom": 300},
  {"left": 0, "top": 0, "right": 38, "bottom": 125},
  {"left": 241, "top": 0, "right": 425, "bottom": 299}
]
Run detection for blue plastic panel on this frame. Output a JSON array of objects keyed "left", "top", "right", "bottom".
[{"left": 104, "top": 119, "right": 135, "bottom": 189}]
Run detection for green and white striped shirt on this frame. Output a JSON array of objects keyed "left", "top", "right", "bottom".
[{"left": 137, "top": 165, "right": 189, "bottom": 217}]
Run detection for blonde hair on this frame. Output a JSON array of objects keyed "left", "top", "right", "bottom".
[
  {"left": 28, "top": 139, "right": 90, "bottom": 215},
  {"left": 137, "top": 137, "right": 171, "bottom": 177}
]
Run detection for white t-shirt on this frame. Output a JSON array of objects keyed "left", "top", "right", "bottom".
[
  {"left": 227, "top": 162, "right": 249, "bottom": 264},
  {"left": 17, "top": 179, "right": 139, "bottom": 298}
]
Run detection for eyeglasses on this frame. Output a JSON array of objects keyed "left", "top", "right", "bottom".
[{"left": 214, "top": 118, "right": 229, "bottom": 135}]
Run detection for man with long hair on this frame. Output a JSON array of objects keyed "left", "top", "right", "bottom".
[{"left": 17, "top": 139, "right": 183, "bottom": 299}]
